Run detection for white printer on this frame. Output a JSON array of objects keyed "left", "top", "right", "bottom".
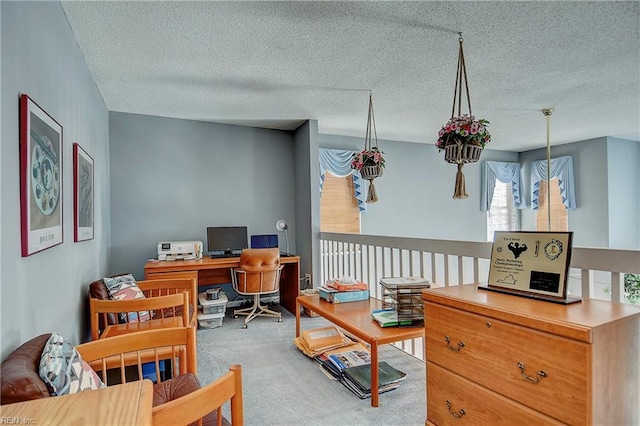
[{"left": 157, "top": 241, "right": 203, "bottom": 261}]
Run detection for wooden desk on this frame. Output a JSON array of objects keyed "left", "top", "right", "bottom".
[
  {"left": 0, "top": 380, "right": 153, "bottom": 425},
  {"left": 296, "top": 294, "right": 424, "bottom": 407},
  {"left": 101, "top": 317, "right": 183, "bottom": 338},
  {"left": 144, "top": 256, "right": 301, "bottom": 315}
]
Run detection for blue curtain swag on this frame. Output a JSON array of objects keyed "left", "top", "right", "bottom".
[
  {"left": 319, "top": 148, "right": 367, "bottom": 212},
  {"left": 481, "top": 161, "right": 525, "bottom": 211},
  {"left": 531, "top": 156, "right": 577, "bottom": 210}
]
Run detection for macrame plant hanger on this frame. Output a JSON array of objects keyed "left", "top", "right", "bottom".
[
  {"left": 360, "top": 91, "right": 382, "bottom": 203},
  {"left": 450, "top": 32, "right": 473, "bottom": 199}
]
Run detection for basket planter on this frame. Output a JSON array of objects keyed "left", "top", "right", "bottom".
[
  {"left": 351, "top": 93, "right": 385, "bottom": 203},
  {"left": 360, "top": 164, "right": 384, "bottom": 180},
  {"left": 444, "top": 143, "right": 483, "bottom": 164}
]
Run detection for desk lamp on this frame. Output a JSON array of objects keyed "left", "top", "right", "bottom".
[{"left": 275, "top": 219, "right": 289, "bottom": 256}]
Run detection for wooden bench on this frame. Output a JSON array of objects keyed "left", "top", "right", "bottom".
[{"left": 295, "top": 294, "right": 424, "bottom": 407}]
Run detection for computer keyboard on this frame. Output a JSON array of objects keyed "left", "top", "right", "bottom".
[
  {"left": 210, "top": 253, "right": 241, "bottom": 259},
  {"left": 210, "top": 252, "right": 291, "bottom": 259}
]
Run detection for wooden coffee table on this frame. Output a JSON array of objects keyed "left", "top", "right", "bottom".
[
  {"left": 296, "top": 294, "right": 424, "bottom": 407},
  {"left": 0, "top": 380, "right": 153, "bottom": 425}
]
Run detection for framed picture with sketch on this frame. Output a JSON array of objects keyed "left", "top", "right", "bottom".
[
  {"left": 482, "top": 231, "right": 579, "bottom": 304},
  {"left": 73, "top": 143, "right": 94, "bottom": 242},
  {"left": 19, "top": 94, "right": 64, "bottom": 256}
]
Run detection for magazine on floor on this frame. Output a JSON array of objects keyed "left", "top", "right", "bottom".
[
  {"left": 342, "top": 361, "right": 407, "bottom": 392},
  {"left": 312, "top": 343, "right": 407, "bottom": 400},
  {"left": 341, "top": 375, "right": 401, "bottom": 399},
  {"left": 294, "top": 325, "right": 353, "bottom": 357},
  {"left": 314, "top": 342, "right": 369, "bottom": 379}
]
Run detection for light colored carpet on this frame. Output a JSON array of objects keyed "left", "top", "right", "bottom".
[{"left": 196, "top": 307, "right": 426, "bottom": 426}]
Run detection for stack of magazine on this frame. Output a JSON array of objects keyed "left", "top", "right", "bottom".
[
  {"left": 314, "top": 343, "right": 406, "bottom": 399},
  {"left": 371, "top": 308, "right": 414, "bottom": 327},
  {"left": 294, "top": 326, "right": 407, "bottom": 399},
  {"left": 293, "top": 325, "right": 353, "bottom": 357}
]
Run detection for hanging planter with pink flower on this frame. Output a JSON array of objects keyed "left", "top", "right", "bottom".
[
  {"left": 351, "top": 92, "right": 385, "bottom": 203},
  {"left": 436, "top": 33, "right": 491, "bottom": 199}
]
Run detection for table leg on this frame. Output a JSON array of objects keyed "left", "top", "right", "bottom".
[
  {"left": 295, "top": 299, "right": 301, "bottom": 337},
  {"left": 370, "top": 338, "right": 379, "bottom": 407}
]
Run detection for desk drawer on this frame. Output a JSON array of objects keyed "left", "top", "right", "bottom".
[
  {"left": 425, "top": 302, "right": 588, "bottom": 424},
  {"left": 146, "top": 271, "right": 198, "bottom": 281},
  {"left": 427, "top": 363, "right": 562, "bottom": 426}
]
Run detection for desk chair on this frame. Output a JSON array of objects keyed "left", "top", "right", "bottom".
[{"left": 230, "top": 248, "right": 284, "bottom": 328}]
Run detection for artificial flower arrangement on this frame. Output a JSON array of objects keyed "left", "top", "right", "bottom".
[
  {"left": 435, "top": 115, "right": 491, "bottom": 151},
  {"left": 350, "top": 147, "right": 385, "bottom": 171}
]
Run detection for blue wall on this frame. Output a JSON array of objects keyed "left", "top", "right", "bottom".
[
  {"left": 607, "top": 137, "right": 640, "bottom": 248},
  {"left": 108, "top": 112, "right": 298, "bottom": 280},
  {"left": 1, "top": 2, "right": 110, "bottom": 358},
  {"left": 521, "top": 137, "right": 611, "bottom": 247}
]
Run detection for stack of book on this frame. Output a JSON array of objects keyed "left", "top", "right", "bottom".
[
  {"left": 314, "top": 343, "right": 406, "bottom": 399},
  {"left": 294, "top": 325, "right": 407, "bottom": 399},
  {"left": 293, "top": 325, "right": 353, "bottom": 357},
  {"left": 371, "top": 308, "right": 414, "bottom": 327},
  {"left": 319, "top": 277, "right": 370, "bottom": 303}
]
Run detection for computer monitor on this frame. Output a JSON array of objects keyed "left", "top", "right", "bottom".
[
  {"left": 251, "top": 234, "right": 278, "bottom": 249},
  {"left": 206, "top": 226, "right": 248, "bottom": 256}
]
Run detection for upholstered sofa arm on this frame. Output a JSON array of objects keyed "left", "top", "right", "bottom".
[{"left": 0, "top": 334, "right": 52, "bottom": 404}]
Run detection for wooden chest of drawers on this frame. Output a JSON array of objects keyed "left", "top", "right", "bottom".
[{"left": 422, "top": 284, "right": 640, "bottom": 425}]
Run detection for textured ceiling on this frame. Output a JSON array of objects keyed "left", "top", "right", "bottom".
[{"left": 60, "top": 1, "right": 639, "bottom": 151}]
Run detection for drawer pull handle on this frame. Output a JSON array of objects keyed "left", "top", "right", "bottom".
[
  {"left": 517, "top": 362, "right": 547, "bottom": 383},
  {"left": 446, "top": 400, "right": 466, "bottom": 418},
  {"left": 444, "top": 336, "right": 465, "bottom": 352}
]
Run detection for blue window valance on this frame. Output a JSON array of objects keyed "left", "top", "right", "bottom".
[
  {"left": 481, "top": 161, "right": 524, "bottom": 211},
  {"left": 319, "top": 148, "right": 367, "bottom": 212},
  {"left": 530, "top": 156, "right": 577, "bottom": 210}
]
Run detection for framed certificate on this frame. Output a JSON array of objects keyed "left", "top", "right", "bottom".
[{"left": 483, "top": 231, "right": 579, "bottom": 304}]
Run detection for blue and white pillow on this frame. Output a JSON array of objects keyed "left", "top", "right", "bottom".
[
  {"left": 103, "top": 274, "right": 150, "bottom": 322},
  {"left": 39, "top": 332, "right": 106, "bottom": 396}
]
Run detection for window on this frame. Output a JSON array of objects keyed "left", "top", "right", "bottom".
[
  {"left": 536, "top": 177, "right": 568, "bottom": 231},
  {"left": 487, "top": 180, "right": 519, "bottom": 241},
  {"left": 320, "top": 172, "right": 360, "bottom": 233}
]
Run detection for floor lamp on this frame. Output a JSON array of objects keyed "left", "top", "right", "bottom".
[{"left": 541, "top": 108, "right": 554, "bottom": 232}]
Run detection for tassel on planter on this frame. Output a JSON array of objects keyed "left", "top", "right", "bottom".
[
  {"left": 366, "top": 179, "right": 378, "bottom": 203},
  {"left": 453, "top": 163, "right": 468, "bottom": 199}
]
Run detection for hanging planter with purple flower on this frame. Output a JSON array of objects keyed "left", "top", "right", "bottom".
[
  {"left": 351, "top": 92, "right": 385, "bottom": 203},
  {"left": 436, "top": 33, "right": 491, "bottom": 199}
]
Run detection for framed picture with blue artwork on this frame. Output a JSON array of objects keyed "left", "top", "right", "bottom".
[
  {"left": 73, "top": 143, "right": 94, "bottom": 242},
  {"left": 20, "top": 94, "right": 64, "bottom": 257}
]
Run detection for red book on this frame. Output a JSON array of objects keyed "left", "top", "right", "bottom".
[{"left": 327, "top": 278, "right": 368, "bottom": 292}]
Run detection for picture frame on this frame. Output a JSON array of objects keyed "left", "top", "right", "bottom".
[
  {"left": 482, "top": 231, "right": 579, "bottom": 304},
  {"left": 19, "top": 94, "right": 64, "bottom": 257},
  {"left": 73, "top": 143, "right": 94, "bottom": 242}
]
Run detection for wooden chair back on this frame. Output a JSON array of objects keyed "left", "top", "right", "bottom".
[
  {"left": 89, "top": 292, "right": 189, "bottom": 340},
  {"left": 136, "top": 277, "right": 198, "bottom": 321},
  {"left": 76, "top": 326, "right": 197, "bottom": 385},
  {"left": 152, "top": 364, "right": 244, "bottom": 426}
]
